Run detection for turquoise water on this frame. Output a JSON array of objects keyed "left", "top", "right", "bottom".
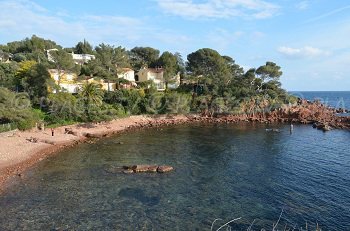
[
  {"left": 291, "top": 91, "right": 350, "bottom": 110},
  {"left": 0, "top": 124, "right": 349, "bottom": 230}
]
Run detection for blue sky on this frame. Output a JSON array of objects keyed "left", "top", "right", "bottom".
[{"left": 0, "top": 0, "right": 350, "bottom": 91}]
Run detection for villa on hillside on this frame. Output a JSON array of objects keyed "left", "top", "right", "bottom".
[
  {"left": 135, "top": 67, "right": 180, "bottom": 91},
  {"left": 0, "top": 51, "right": 12, "bottom": 63},
  {"left": 135, "top": 67, "right": 166, "bottom": 91},
  {"left": 117, "top": 68, "right": 137, "bottom": 89},
  {"left": 49, "top": 69, "right": 121, "bottom": 93},
  {"left": 46, "top": 49, "right": 95, "bottom": 65},
  {"left": 117, "top": 68, "right": 135, "bottom": 82},
  {"left": 71, "top": 53, "right": 95, "bottom": 65},
  {"left": 48, "top": 69, "right": 81, "bottom": 93}
]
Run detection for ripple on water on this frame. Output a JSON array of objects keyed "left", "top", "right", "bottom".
[{"left": 0, "top": 124, "right": 349, "bottom": 230}]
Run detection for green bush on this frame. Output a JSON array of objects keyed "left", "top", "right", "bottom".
[
  {"left": 0, "top": 88, "right": 43, "bottom": 130},
  {"left": 46, "top": 93, "right": 80, "bottom": 124}
]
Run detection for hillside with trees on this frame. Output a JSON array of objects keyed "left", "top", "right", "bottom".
[{"left": 0, "top": 35, "right": 294, "bottom": 131}]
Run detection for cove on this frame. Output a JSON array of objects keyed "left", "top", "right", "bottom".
[{"left": 0, "top": 123, "right": 349, "bottom": 230}]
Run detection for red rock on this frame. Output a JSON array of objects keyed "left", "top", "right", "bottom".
[
  {"left": 157, "top": 165, "right": 174, "bottom": 173},
  {"left": 131, "top": 165, "right": 158, "bottom": 173}
]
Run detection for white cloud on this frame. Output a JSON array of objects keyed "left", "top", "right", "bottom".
[
  {"left": 0, "top": 0, "right": 183, "bottom": 49},
  {"left": 156, "top": 0, "right": 279, "bottom": 19},
  {"left": 277, "top": 46, "right": 330, "bottom": 58},
  {"left": 296, "top": 1, "right": 309, "bottom": 10}
]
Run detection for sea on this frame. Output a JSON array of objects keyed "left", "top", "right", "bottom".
[
  {"left": 0, "top": 122, "right": 349, "bottom": 230},
  {"left": 290, "top": 91, "right": 350, "bottom": 111}
]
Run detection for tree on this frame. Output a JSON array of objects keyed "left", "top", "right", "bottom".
[
  {"left": 15, "top": 60, "right": 37, "bottom": 91},
  {"left": 0, "top": 62, "right": 19, "bottom": 89},
  {"left": 14, "top": 61, "right": 54, "bottom": 103},
  {"left": 256, "top": 62, "right": 282, "bottom": 84},
  {"left": 49, "top": 49, "right": 75, "bottom": 87},
  {"left": 187, "top": 48, "right": 231, "bottom": 96},
  {"left": 157, "top": 51, "right": 178, "bottom": 89},
  {"left": 79, "top": 82, "right": 103, "bottom": 121},
  {"left": 129, "top": 47, "right": 160, "bottom": 70},
  {"left": 74, "top": 39, "right": 93, "bottom": 54},
  {"left": 256, "top": 62, "right": 283, "bottom": 96},
  {"left": 0, "top": 87, "right": 41, "bottom": 130},
  {"left": 92, "top": 44, "right": 130, "bottom": 91},
  {"left": 5, "top": 35, "right": 60, "bottom": 54},
  {"left": 174, "top": 52, "right": 186, "bottom": 84},
  {"left": 23, "top": 64, "right": 54, "bottom": 103},
  {"left": 47, "top": 92, "right": 79, "bottom": 123}
]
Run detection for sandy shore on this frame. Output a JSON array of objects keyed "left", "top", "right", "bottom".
[
  {"left": 1, "top": 106, "right": 348, "bottom": 191},
  {"left": 0, "top": 115, "right": 190, "bottom": 190}
]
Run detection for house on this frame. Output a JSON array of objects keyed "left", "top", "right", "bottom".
[
  {"left": 99, "top": 79, "right": 117, "bottom": 91},
  {"left": 135, "top": 67, "right": 165, "bottom": 91},
  {"left": 0, "top": 51, "right": 12, "bottom": 63},
  {"left": 49, "top": 69, "right": 112, "bottom": 93},
  {"left": 48, "top": 69, "right": 81, "bottom": 93},
  {"left": 71, "top": 52, "right": 95, "bottom": 65},
  {"left": 46, "top": 49, "right": 95, "bottom": 65},
  {"left": 117, "top": 68, "right": 135, "bottom": 82}
]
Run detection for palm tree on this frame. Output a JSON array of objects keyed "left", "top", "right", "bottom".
[{"left": 79, "top": 82, "right": 103, "bottom": 121}]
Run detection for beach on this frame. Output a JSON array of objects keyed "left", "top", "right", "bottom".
[
  {"left": 0, "top": 115, "right": 190, "bottom": 190},
  {"left": 1, "top": 101, "right": 349, "bottom": 191}
]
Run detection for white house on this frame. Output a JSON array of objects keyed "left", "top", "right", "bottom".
[
  {"left": 46, "top": 49, "right": 95, "bottom": 65},
  {"left": 117, "top": 68, "right": 135, "bottom": 82},
  {"left": 71, "top": 53, "right": 95, "bottom": 65}
]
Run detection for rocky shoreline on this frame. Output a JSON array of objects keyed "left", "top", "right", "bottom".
[{"left": 0, "top": 102, "right": 349, "bottom": 192}]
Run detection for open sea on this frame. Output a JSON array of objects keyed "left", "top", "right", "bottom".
[
  {"left": 290, "top": 91, "right": 350, "bottom": 110},
  {"left": 0, "top": 122, "right": 349, "bottom": 230}
]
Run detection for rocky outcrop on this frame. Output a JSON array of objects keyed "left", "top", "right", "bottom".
[
  {"left": 106, "top": 165, "right": 174, "bottom": 174},
  {"left": 83, "top": 132, "right": 107, "bottom": 138},
  {"left": 130, "top": 165, "right": 158, "bottom": 173},
  {"left": 313, "top": 122, "right": 332, "bottom": 132},
  {"left": 157, "top": 165, "right": 174, "bottom": 173},
  {"left": 64, "top": 128, "right": 79, "bottom": 136}
]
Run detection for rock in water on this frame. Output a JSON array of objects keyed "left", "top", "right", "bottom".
[
  {"left": 122, "top": 169, "right": 134, "bottom": 174},
  {"left": 157, "top": 165, "right": 174, "bottom": 173},
  {"left": 132, "top": 165, "right": 158, "bottom": 173},
  {"left": 322, "top": 124, "right": 331, "bottom": 132}
]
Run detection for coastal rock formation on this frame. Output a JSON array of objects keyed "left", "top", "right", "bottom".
[
  {"left": 131, "top": 165, "right": 158, "bottom": 173},
  {"left": 106, "top": 165, "right": 174, "bottom": 174},
  {"left": 186, "top": 99, "right": 349, "bottom": 131},
  {"left": 84, "top": 132, "right": 107, "bottom": 138},
  {"left": 64, "top": 128, "right": 78, "bottom": 136},
  {"left": 157, "top": 165, "right": 174, "bottom": 173}
]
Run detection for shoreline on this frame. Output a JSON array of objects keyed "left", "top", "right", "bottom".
[
  {"left": 1, "top": 102, "right": 349, "bottom": 192},
  {"left": 0, "top": 115, "right": 191, "bottom": 192}
]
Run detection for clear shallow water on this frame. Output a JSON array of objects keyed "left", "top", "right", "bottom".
[
  {"left": 290, "top": 91, "right": 350, "bottom": 110},
  {"left": 0, "top": 124, "right": 349, "bottom": 230}
]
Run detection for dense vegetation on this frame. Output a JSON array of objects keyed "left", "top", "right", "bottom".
[{"left": 0, "top": 35, "right": 295, "bottom": 131}]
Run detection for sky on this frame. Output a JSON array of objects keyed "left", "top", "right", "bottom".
[{"left": 0, "top": 0, "right": 350, "bottom": 91}]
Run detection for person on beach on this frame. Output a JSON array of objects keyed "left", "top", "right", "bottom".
[{"left": 51, "top": 128, "right": 54, "bottom": 136}]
